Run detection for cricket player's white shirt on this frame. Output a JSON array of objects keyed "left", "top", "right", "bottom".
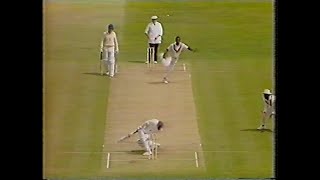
[
  {"left": 144, "top": 21, "right": 163, "bottom": 44},
  {"left": 263, "top": 94, "right": 275, "bottom": 114},
  {"left": 140, "top": 119, "right": 160, "bottom": 134},
  {"left": 167, "top": 42, "right": 189, "bottom": 59},
  {"left": 100, "top": 31, "right": 119, "bottom": 52}
]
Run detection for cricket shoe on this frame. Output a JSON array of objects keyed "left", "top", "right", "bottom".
[
  {"left": 163, "top": 77, "right": 169, "bottom": 84},
  {"left": 154, "top": 61, "right": 157, "bottom": 64},
  {"left": 145, "top": 61, "right": 149, "bottom": 64},
  {"left": 142, "top": 152, "right": 152, "bottom": 156},
  {"left": 103, "top": 72, "right": 109, "bottom": 76},
  {"left": 257, "top": 125, "right": 266, "bottom": 130}
]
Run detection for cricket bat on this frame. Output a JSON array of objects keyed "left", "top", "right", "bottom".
[
  {"left": 100, "top": 52, "right": 103, "bottom": 75},
  {"left": 117, "top": 129, "right": 139, "bottom": 143}
]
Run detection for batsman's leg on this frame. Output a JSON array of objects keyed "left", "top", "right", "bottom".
[
  {"left": 103, "top": 60, "right": 109, "bottom": 75},
  {"left": 100, "top": 60, "right": 103, "bottom": 75},
  {"left": 108, "top": 51, "right": 115, "bottom": 77},
  {"left": 138, "top": 130, "right": 152, "bottom": 156},
  {"left": 101, "top": 51, "right": 108, "bottom": 75},
  {"left": 114, "top": 52, "right": 119, "bottom": 74}
]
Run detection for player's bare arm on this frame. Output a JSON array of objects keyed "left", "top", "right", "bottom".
[
  {"left": 162, "top": 48, "right": 169, "bottom": 58},
  {"left": 187, "top": 46, "right": 196, "bottom": 52}
]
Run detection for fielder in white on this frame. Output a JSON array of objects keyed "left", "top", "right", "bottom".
[
  {"left": 100, "top": 24, "right": 119, "bottom": 78},
  {"left": 161, "top": 36, "right": 196, "bottom": 83},
  {"left": 117, "top": 119, "right": 164, "bottom": 156},
  {"left": 257, "top": 89, "right": 276, "bottom": 130}
]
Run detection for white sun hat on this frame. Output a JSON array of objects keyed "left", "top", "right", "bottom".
[
  {"left": 263, "top": 89, "right": 272, "bottom": 94},
  {"left": 151, "top": 15, "right": 158, "bottom": 20}
]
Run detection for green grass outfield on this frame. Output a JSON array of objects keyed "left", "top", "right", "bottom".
[{"left": 44, "top": 0, "right": 274, "bottom": 179}]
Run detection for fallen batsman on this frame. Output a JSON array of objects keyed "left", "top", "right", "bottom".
[{"left": 117, "top": 119, "right": 164, "bottom": 156}]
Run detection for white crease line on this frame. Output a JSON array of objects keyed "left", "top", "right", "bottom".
[
  {"left": 195, "top": 151, "right": 199, "bottom": 168},
  {"left": 62, "top": 150, "right": 249, "bottom": 154}
]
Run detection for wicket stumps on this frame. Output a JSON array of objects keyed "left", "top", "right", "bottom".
[
  {"left": 147, "top": 47, "right": 155, "bottom": 68},
  {"left": 149, "top": 133, "right": 158, "bottom": 160}
]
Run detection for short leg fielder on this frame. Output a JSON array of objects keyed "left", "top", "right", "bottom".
[
  {"left": 260, "top": 109, "right": 274, "bottom": 128},
  {"left": 257, "top": 89, "right": 276, "bottom": 130}
]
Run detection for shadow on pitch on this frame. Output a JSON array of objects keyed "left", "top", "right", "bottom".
[
  {"left": 82, "top": 72, "right": 104, "bottom": 76},
  {"left": 240, "top": 128, "right": 273, "bottom": 133},
  {"left": 127, "top": 150, "right": 145, "bottom": 155},
  {"left": 127, "top": 60, "right": 145, "bottom": 64},
  {"left": 147, "top": 82, "right": 165, "bottom": 85},
  {"left": 147, "top": 81, "right": 176, "bottom": 84}
]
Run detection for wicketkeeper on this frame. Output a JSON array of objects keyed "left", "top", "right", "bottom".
[
  {"left": 117, "top": 119, "right": 164, "bottom": 156},
  {"left": 161, "top": 36, "right": 196, "bottom": 83},
  {"left": 257, "top": 89, "right": 276, "bottom": 130},
  {"left": 100, "top": 24, "right": 119, "bottom": 77}
]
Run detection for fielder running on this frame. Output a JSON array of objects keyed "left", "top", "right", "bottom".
[
  {"left": 257, "top": 89, "right": 276, "bottom": 130},
  {"left": 100, "top": 24, "right": 119, "bottom": 77},
  {"left": 161, "top": 36, "right": 196, "bottom": 83},
  {"left": 117, "top": 119, "right": 164, "bottom": 156}
]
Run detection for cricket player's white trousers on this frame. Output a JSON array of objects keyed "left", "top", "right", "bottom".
[
  {"left": 137, "top": 129, "right": 154, "bottom": 154},
  {"left": 101, "top": 47, "right": 115, "bottom": 77},
  {"left": 261, "top": 108, "right": 275, "bottom": 125},
  {"left": 164, "top": 57, "right": 178, "bottom": 78}
]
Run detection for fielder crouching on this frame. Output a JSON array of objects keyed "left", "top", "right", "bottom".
[
  {"left": 117, "top": 119, "right": 164, "bottom": 156},
  {"left": 257, "top": 89, "right": 276, "bottom": 130}
]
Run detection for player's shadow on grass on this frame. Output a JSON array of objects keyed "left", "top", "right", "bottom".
[
  {"left": 147, "top": 82, "right": 166, "bottom": 85},
  {"left": 127, "top": 150, "right": 145, "bottom": 155},
  {"left": 147, "top": 81, "right": 177, "bottom": 84},
  {"left": 240, "top": 128, "right": 273, "bottom": 133},
  {"left": 127, "top": 60, "right": 145, "bottom": 64},
  {"left": 82, "top": 72, "right": 104, "bottom": 76}
]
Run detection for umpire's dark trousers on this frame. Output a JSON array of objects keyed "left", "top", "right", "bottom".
[{"left": 149, "top": 43, "right": 160, "bottom": 62}]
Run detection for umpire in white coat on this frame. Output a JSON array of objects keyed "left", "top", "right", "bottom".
[{"left": 144, "top": 15, "right": 164, "bottom": 64}]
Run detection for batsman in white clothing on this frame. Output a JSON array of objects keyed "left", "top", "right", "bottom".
[
  {"left": 257, "top": 89, "right": 276, "bottom": 130},
  {"left": 117, "top": 119, "right": 164, "bottom": 156},
  {"left": 100, "top": 24, "right": 119, "bottom": 78},
  {"left": 161, "top": 36, "right": 196, "bottom": 84}
]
